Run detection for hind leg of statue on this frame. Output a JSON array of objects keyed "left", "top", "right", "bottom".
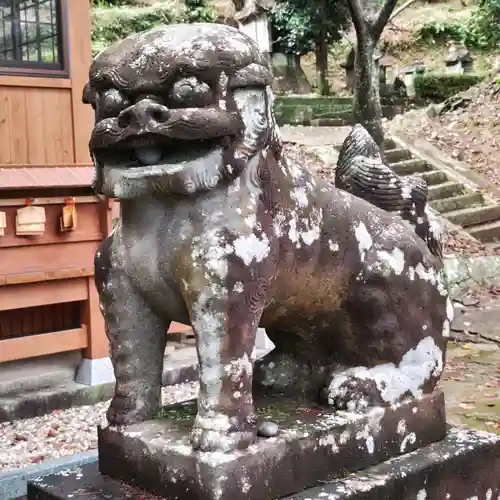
[
  {"left": 320, "top": 293, "right": 447, "bottom": 413},
  {"left": 96, "top": 247, "right": 168, "bottom": 425}
]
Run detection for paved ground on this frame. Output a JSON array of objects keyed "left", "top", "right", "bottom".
[
  {"left": 444, "top": 291, "right": 500, "bottom": 434},
  {"left": 280, "top": 125, "right": 351, "bottom": 147}
]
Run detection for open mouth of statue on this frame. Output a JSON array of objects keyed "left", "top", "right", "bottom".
[{"left": 96, "top": 133, "right": 229, "bottom": 172}]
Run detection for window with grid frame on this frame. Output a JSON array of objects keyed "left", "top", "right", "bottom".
[{"left": 0, "top": 0, "right": 64, "bottom": 71}]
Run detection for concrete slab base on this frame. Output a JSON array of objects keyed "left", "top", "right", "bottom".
[
  {"left": 28, "top": 391, "right": 445, "bottom": 500},
  {"left": 0, "top": 351, "right": 81, "bottom": 396},
  {"left": 75, "top": 357, "right": 115, "bottom": 386},
  {"left": 0, "top": 347, "right": 199, "bottom": 423},
  {"left": 0, "top": 347, "right": 272, "bottom": 423},
  {"left": 27, "top": 426, "right": 500, "bottom": 500},
  {"left": 285, "top": 426, "right": 500, "bottom": 500}
]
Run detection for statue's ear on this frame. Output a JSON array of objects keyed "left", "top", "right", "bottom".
[
  {"left": 82, "top": 82, "right": 96, "bottom": 108},
  {"left": 229, "top": 63, "right": 272, "bottom": 89}
]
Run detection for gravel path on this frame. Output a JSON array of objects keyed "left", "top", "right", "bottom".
[{"left": 0, "top": 382, "right": 198, "bottom": 472}]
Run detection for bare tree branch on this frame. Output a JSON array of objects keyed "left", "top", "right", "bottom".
[
  {"left": 372, "top": 0, "right": 399, "bottom": 41},
  {"left": 389, "top": 0, "right": 419, "bottom": 22},
  {"left": 345, "top": 0, "right": 366, "bottom": 37}
]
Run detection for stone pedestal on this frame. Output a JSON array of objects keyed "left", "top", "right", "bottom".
[
  {"left": 27, "top": 391, "right": 460, "bottom": 500},
  {"left": 28, "top": 424, "right": 500, "bottom": 500}
]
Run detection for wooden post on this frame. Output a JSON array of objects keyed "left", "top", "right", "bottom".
[
  {"left": 81, "top": 275, "right": 109, "bottom": 360},
  {"left": 67, "top": 0, "right": 94, "bottom": 164},
  {"left": 81, "top": 196, "right": 113, "bottom": 360}
]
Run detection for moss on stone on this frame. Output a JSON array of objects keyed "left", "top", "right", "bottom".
[{"left": 155, "top": 396, "right": 331, "bottom": 431}]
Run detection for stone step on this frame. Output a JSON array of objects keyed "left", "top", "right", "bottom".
[
  {"left": 430, "top": 192, "right": 484, "bottom": 213},
  {"left": 385, "top": 148, "right": 412, "bottom": 163},
  {"left": 427, "top": 182, "right": 465, "bottom": 201},
  {"left": 384, "top": 138, "right": 397, "bottom": 150},
  {"left": 467, "top": 219, "right": 500, "bottom": 242},
  {"left": 310, "top": 117, "right": 350, "bottom": 127},
  {"left": 445, "top": 204, "right": 500, "bottom": 228},
  {"left": 415, "top": 170, "right": 448, "bottom": 186},
  {"left": 391, "top": 159, "right": 431, "bottom": 176}
]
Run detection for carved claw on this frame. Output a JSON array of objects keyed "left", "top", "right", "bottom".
[
  {"left": 190, "top": 413, "right": 256, "bottom": 452},
  {"left": 254, "top": 352, "right": 319, "bottom": 396},
  {"left": 323, "top": 375, "right": 385, "bottom": 413}
]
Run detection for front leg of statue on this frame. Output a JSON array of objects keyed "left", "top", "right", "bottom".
[
  {"left": 185, "top": 235, "right": 272, "bottom": 452},
  {"left": 188, "top": 279, "right": 267, "bottom": 452},
  {"left": 95, "top": 237, "right": 169, "bottom": 426}
]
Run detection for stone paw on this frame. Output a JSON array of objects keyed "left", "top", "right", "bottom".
[
  {"left": 190, "top": 413, "right": 256, "bottom": 452},
  {"left": 190, "top": 427, "right": 255, "bottom": 452},
  {"left": 106, "top": 395, "right": 155, "bottom": 426},
  {"left": 323, "top": 372, "right": 384, "bottom": 413}
]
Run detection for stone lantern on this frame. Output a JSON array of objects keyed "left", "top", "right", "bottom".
[
  {"left": 399, "top": 59, "right": 427, "bottom": 98},
  {"left": 234, "top": 0, "right": 275, "bottom": 65},
  {"left": 445, "top": 42, "right": 474, "bottom": 74}
]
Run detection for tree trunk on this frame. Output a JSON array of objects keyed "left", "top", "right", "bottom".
[
  {"left": 315, "top": 37, "right": 329, "bottom": 95},
  {"left": 293, "top": 54, "right": 313, "bottom": 93},
  {"left": 352, "top": 33, "right": 384, "bottom": 153}
]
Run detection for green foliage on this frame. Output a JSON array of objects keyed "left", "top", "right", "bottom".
[
  {"left": 183, "top": 0, "right": 217, "bottom": 23},
  {"left": 416, "top": 21, "right": 462, "bottom": 45},
  {"left": 270, "top": 0, "right": 350, "bottom": 55},
  {"left": 416, "top": 0, "right": 500, "bottom": 49},
  {"left": 414, "top": 73, "right": 484, "bottom": 101},
  {"left": 92, "top": 8, "right": 175, "bottom": 50},
  {"left": 92, "top": 0, "right": 133, "bottom": 6},
  {"left": 270, "top": 2, "right": 314, "bottom": 55},
  {"left": 91, "top": 0, "right": 217, "bottom": 55}
]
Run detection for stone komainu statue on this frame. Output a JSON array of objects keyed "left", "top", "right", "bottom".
[{"left": 83, "top": 23, "right": 452, "bottom": 454}]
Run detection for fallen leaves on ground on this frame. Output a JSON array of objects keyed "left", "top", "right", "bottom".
[{"left": 401, "top": 79, "right": 500, "bottom": 190}]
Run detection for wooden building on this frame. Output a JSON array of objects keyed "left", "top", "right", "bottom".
[
  {"left": 0, "top": 0, "right": 196, "bottom": 388},
  {"left": 0, "top": 0, "right": 115, "bottom": 385}
]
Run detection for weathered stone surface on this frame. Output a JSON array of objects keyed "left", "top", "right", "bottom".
[
  {"left": 27, "top": 426, "right": 500, "bottom": 500},
  {"left": 84, "top": 22, "right": 452, "bottom": 459},
  {"left": 336, "top": 124, "right": 443, "bottom": 260},
  {"left": 96, "top": 392, "right": 445, "bottom": 500},
  {"left": 445, "top": 255, "right": 500, "bottom": 296},
  {"left": 285, "top": 427, "right": 500, "bottom": 499}
]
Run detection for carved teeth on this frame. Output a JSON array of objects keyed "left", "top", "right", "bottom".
[{"left": 135, "top": 147, "right": 163, "bottom": 165}]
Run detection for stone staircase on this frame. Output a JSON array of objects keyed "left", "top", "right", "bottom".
[{"left": 382, "top": 138, "right": 500, "bottom": 243}]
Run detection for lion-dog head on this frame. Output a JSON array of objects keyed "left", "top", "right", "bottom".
[{"left": 83, "top": 23, "right": 281, "bottom": 199}]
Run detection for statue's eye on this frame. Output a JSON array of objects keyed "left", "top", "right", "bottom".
[
  {"left": 170, "top": 77, "right": 213, "bottom": 108},
  {"left": 97, "top": 89, "right": 129, "bottom": 119}
]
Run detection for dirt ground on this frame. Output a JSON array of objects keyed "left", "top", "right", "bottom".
[
  {"left": 444, "top": 289, "right": 500, "bottom": 434},
  {"left": 397, "top": 80, "right": 500, "bottom": 193}
]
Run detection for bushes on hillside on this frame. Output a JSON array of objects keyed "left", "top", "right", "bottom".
[
  {"left": 417, "top": 0, "right": 500, "bottom": 49},
  {"left": 414, "top": 73, "right": 484, "bottom": 101},
  {"left": 91, "top": 0, "right": 217, "bottom": 55}
]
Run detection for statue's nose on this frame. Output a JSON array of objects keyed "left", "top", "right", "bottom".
[{"left": 117, "top": 99, "right": 170, "bottom": 129}]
